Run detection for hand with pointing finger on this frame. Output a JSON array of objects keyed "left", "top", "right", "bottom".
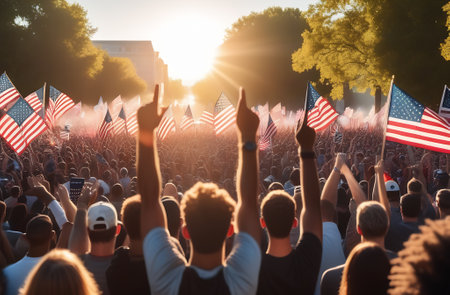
[
  {"left": 137, "top": 85, "right": 168, "bottom": 133},
  {"left": 236, "top": 88, "right": 259, "bottom": 141}
]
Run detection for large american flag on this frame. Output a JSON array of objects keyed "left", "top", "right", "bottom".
[
  {"left": 98, "top": 110, "right": 113, "bottom": 141},
  {"left": 126, "top": 110, "right": 138, "bottom": 136},
  {"left": 438, "top": 85, "right": 450, "bottom": 123},
  {"left": 0, "top": 72, "right": 21, "bottom": 109},
  {"left": 199, "top": 110, "right": 214, "bottom": 125},
  {"left": 0, "top": 98, "right": 47, "bottom": 155},
  {"left": 24, "top": 86, "right": 45, "bottom": 113},
  {"left": 113, "top": 106, "right": 127, "bottom": 134},
  {"left": 259, "top": 114, "right": 277, "bottom": 151},
  {"left": 386, "top": 84, "right": 450, "bottom": 154},
  {"left": 45, "top": 86, "right": 75, "bottom": 128},
  {"left": 180, "top": 105, "right": 194, "bottom": 131},
  {"left": 306, "top": 82, "right": 339, "bottom": 131},
  {"left": 214, "top": 93, "right": 236, "bottom": 135},
  {"left": 157, "top": 106, "right": 176, "bottom": 141}
]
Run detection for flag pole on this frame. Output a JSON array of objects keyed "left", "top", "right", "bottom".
[{"left": 380, "top": 75, "right": 395, "bottom": 160}]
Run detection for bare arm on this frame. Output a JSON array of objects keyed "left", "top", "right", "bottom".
[
  {"left": 54, "top": 184, "right": 76, "bottom": 223},
  {"left": 296, "top": 115, "right": 322, "bottom": 242},
  {"left": 68, "top": 185, "right": 93, "bottom": 255},
  {"left": 138, "top": 85, "right": 167, "bottom": 239},
  {"left": 235, "top": 89, "right": 260, "bottom": 242},
  {"left": 320, "top": 153, "right": 346, "bottom": 222},
  {"left": 374, "top": 160, "right": 391, "bottom": 222},
  {"left": 341, "top": 164, "right": 366, "bottom": 206}
]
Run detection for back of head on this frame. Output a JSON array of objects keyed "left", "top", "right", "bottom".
[
  {"left": 389, "top": 217, "right": 450, "bottom": 295},
  {"left": 9, "top": 204, "right": 28, "bottom": 232},
  {"left": 26, "top": 215, "right": 53, "bottom": 247},
  {"left": 400, "top": 193, "right": 421, "bottom": 218},
  {"left": 268, "top": 182, "right": 284, "bottom": 192},
  {"left": 356, "top": 201, "right": 388, "bottom": 239},
  {"left": 289, "top": 168, "right": 300, "bottom": 187},
  {"left": 436, "top": 189, "right": 450, "bottom": 214},
  {"left": 80, "top": 167, "right": 90, "bottom": 180},
  {"left": 87, "top": 202, "right": 118, "bottom": 243},
  {"left": 10, "top": 186, "right": 20, "bottom": 198},
  {"left": 261, "top": 190, "right": 295, "bottom": 238},
  {"left": 121, "top": 195, "right": 141, "bottom": 241},
  {"left": 181, "top": 182, "right": 236, "bottom": 254},
  {"left": 385, "top": 180, "right": 401, "bottom": 203},
  {"left": 162, "top": 196, "right": 181, "bottom": 237},
  {"left": 407, "top": 178, "right": 423, "bottom": 194},
  {"left": 20, "top": 249, "right": 99, "bottom": 295},
  {"left": 340, "top": 242, "right": 390, "bottom": 295},
  {"left": 110, "top": 183, "right": 124, "bottom": 200}
]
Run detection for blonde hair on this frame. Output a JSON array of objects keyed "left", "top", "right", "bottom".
[{"left": 20, "top": 249, "right": 100, "bottom": 295}]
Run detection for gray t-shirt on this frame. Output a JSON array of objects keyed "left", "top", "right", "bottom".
[
  {"left": 143, "top": 227, "right": 261, "bottom": 295},
  {"left": 81, "top": 253, "right": 114, "bottom": 295}
]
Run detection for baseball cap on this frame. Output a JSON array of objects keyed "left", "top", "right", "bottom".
[
  {"left": 87, "top": 202, "right": 118, "bottom": 231},
  {"left": 385, "top": 180, "right": 400, "bottom": 192}
]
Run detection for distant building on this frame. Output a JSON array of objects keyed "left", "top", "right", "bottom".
[{"left": 92, "top": 40, "right": 168, "bottom": 94}]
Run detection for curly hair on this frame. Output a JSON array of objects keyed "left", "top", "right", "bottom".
[{"left": 389, "top": 217, "right": 450, "bottom": 295}]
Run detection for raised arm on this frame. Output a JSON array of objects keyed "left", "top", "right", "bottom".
[
  {"left": 296, "top": 115, "right": 322, "bottom": 241},
  {"left": 138, "top": 85, "right": 168, "bottom": 238},
  {"left": 235, "top": 89, "right": 260, "bottom": 243},
  {"left": 341, "top": 164, "right": 366, "bottom": 206},
  {"left": 68, "top": 185, "right": 93, "bottom": 255},
  {"left": 320, "top": 153, "right": 346, "bottom": 222},
  {"left": 374, "top": 160, "right": 390, "bottom": 222}
]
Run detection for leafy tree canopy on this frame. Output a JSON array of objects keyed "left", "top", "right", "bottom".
[
  {"left": 440, "top": 2, "right": 449, "bottom": 61},
  {"left": 192, "top": 7, "right": 321, "bottom": 110},
  {"left": 293, "top": 0, "right": 449, "bottom": 108},
  {"left": 0, "top": 0, "right": 146, "bottom": 104}
]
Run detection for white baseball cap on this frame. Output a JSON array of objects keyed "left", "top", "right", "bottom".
[
  {"left": 87, "top": 202, "right": 118, "bottom": 231},
  {"left": 385, "top": 180, "right": 400, "bottom": 192}
]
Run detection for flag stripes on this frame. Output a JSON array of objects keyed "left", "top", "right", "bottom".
[
  {"left": 306, "top": 83, "right": 339, "bottom": 131},
  {"left": 180, "top": 105, "right": 194, "bottom": 131},
  {"left": 157, "top": 107, "right": 175, "bottom": 141},
  {"left": 199, "top": 111, "right": 214, "bottom": 125},
  {"left": 126, "top": 111, "right": 138, "bottom": 136},
  {"left": 0, "top": 73, "right": 21, "bottom": 109},
  {"left": 98, "top": 110, "right": 113, "bottom": 141}
]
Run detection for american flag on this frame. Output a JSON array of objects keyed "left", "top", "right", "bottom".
[
  {"left": 24, "top": 85, "right": 45, "bottom": 113},
  {"left": 126, "top": 110, "right": 138, "bottom": 136},
  {"left": 305, "top": 82, "right": 339, "bottom": 131},
  {"left": 98, "top": 109, "right": 113, "bottom": 141},
  {"left": 438, "top": 85, "right": 450, "bottom": 123},
  {"left": 180, "top": 105, "right": 194, "bottom": 131},
  {"left": 385, "top": 84, "right": 450, "bottom": 154},
  {"left": 214, "top": 93, "right": 236, "bottom": 135},
  {"left": 259, "top": 114, "right": 277, "bottom": 151},
  {"left": 113, "top": 106, "right": 127, "bottom": 134},
  {"left": 0, "top": 98, "right": 47, "bottom": 155},
  {"left": 0, "top": 72, "right": 21, "bottom": 109},
  {"left": 157, "top": 106, "right": 176, "bottom": 141},
  {"left": 45, "top": 86, "right": 75, "bottom": 128},
  {"left": 60, "top": 125, "right": 70, "bottom": 140},
  {"left": 199, "top": 110, "right": 214, "bottom": 125}
]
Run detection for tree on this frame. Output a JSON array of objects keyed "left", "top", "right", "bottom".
[
  {"left": 0, "top": 0, "right": 146, "bottom": 104},
  {"left": 440, "top": 1, "right": 449, "bottom": 61},
  {"left": 164, "top": 79, "right": 188, "bottom": 104},
  {"left": 292, "top": 0, "right": 449, "bottom": 108},
  {"left": 192, "top": 7, "right": 321, "bottom": 109}
]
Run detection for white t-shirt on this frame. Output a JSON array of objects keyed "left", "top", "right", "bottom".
[
  {"left": 3, "top": 256, "right": 42, "bottom": 295},
  {"left": 314, "top": 222, "right": 346, "bottom": 295},
  {"left": 143, "top": 227, "right": 261, "bottom": 295}
]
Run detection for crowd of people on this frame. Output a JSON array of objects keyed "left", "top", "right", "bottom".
[{"left": 0, "top": 86, "right": 448, "bottom": 294}]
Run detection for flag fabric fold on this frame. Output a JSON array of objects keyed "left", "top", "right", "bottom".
[
  {"left": 199, "top": 111, "right": 214, "bottom": 125},
  {"left": 113, "top": 107, "right": 127, "bottom": 135},
  {"left": 180, "top": 105, "right": 194, "bottom": 131},
  {"left": 259, "top": 114, "right": 278, "bottom": 151},
  {"left": 214, "top": 93, "right": 236, "bottom": 135},
  {"left": 126, "top": 110, "right": 138, "bottom": 136},
  {"left": 438, "top": 85, "right": 450, "bottom": 123},
  {"left": 98, "top": 110, "right": 113, "bottom": 141},
  {"left": 385, "top": 84, "right": 450, "bottom": 154},
  {"left": 24, "top": 86, "right": 45, "bottom": 113},
  {"left": 305, "top": 82, "right": 339, "bottom": 131},
  {"left": 45, "top": 86, "right": 75, "bottom": 128},
  {"left": 0, "top": 73, "right": 21, "bottom": 109},
  {"left": 157, "top": 106, "right": 176, "bottom": 141},
  {"left": 0, "top": 98, "right": 47, "bottom": 155}
]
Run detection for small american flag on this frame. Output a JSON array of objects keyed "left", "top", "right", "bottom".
[
  {"left": 438, "top": 85, "right": 450, "bottom": 123},
  {"left": 386, "top": 84, "right": 450, "bottom": 154},
  {"left": 60, "top": 125, "right": 70, "bottom": 140},
  {"left": 113, "top": 106, "right": 127, "bottom": 134},
  {"left": 199, "top": 110, "right": 214, "bottom": 125},
  {"left": 126, "top": 110, "right": 138, "bottom": 136},
  {"left": 24, "top": 85, "right": 44, "bottom": 113},
  {"left": 306, "top": 82, "right": 339, "bottom": 131},
  {"left": 214, "top": 93, "right": 236, "bottom": 135},
  {"left": 157, "top": 106, "right": 176, "bottom": 141},
  {"left": 0, "top": 72, "right": 20, "bottom": 109},
  {"left": 259, "top": 114, "right": 277, "bottom": 151},
  {"left": 180, "top": 105, "right": 194, "bottom": 131},
  {"left": 98, "top": 109, "right": 113, "bottom": 141},
  {"left": 0, "top": 98, "right": 47, "bottom": 155},
  {"left": 45, "top": 86, "right": 75, "bottom": 128}
]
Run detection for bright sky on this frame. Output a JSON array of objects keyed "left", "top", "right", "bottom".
[{"left": 68, "top": 0, "right": 317, "bottom": 85}]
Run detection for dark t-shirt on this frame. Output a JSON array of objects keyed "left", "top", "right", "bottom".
[
  {"left": 106, "top": 247, "right": 150, "bottom": 295},
  {"left": 385, "top": 220, "right": 420, "bottom": 253},
  {"left": 257, "top": 233, "right": 322, "bottom": 295},
  {"left": 178, "top": 267, "right": 230, "bottom": 295},
  {"left": 81, "top": 253, "right": 114, "bottom": 295}
]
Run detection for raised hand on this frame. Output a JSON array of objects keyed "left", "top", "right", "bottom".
[
  {"left": 26, "top": 176, "right": 54, "bottom": 205},
  {"left": 296, "top": 112, "right": 316, "bottom": 152},
  {"left": 374, "top": 160, "right": 385, "bottom": 174},
  {"left": 335, "top": 153, "right": 346, "bottom": 171},
  {"left": 137, "top": 85, "right": 168, "bottom": 133},
  {"left": 236, "top": 88, "right": 259, "bottom": 141}
]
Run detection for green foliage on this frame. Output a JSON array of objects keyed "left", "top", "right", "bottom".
[
  {"left": 293, "top": 0, "right": 449, "bottom": 107},
  {"left": 440, "top": 1, "right": 450, "bottom": 61},
  {"left": 0, "top": 0, "right": 146, "bottom": 104},
  {"left": 192, "top": 7, "right": 321, "bottom": 109}
]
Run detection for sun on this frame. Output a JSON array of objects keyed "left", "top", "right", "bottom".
[{"left": 153, "top": 14, "right": 222, "bottom": 86}]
